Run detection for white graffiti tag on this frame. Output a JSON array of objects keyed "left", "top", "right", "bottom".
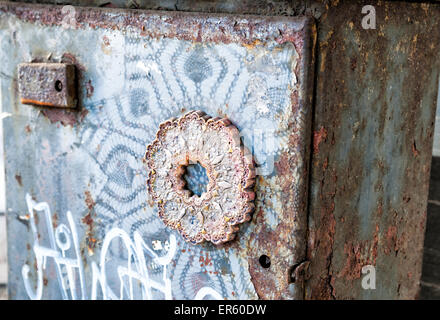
[
  {"left": 22, "top": 194, "right": 222, "bottom": 300},
  {"left": 22, "top": 194, "right": 86, "bottom": 300}
]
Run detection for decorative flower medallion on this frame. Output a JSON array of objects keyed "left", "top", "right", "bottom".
[{"left": 144, "top": 111, "right": 256, "bottom": 245}]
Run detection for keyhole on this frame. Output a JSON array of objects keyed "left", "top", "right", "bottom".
[
  {"left": 54, "top": 80, "right": 63, "bottom": 92},
  {"left": 259, "top": 255, "right": 271, "bottom": 268}
]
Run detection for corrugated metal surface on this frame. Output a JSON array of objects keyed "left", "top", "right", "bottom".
[{"left": 0, "top": 2, "right": 315, "bottom": 299}]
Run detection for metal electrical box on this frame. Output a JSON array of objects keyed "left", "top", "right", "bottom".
[
  {"left": 2, "top": 0, "right": 440, "bottom": 300},
  {"left": 0, "top": 2, "right": 315, "bottom": 300}
]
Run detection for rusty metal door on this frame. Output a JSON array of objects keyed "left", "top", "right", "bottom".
[{"left": 0, "top": 2, "right": 315, "bottom": 299}]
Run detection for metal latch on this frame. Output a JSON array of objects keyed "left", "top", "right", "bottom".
[{"left": 18, "top": 63, "right": 77, "bottom": 108}]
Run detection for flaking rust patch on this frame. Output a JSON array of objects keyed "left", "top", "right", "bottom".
[{"left": 144, "top": 110, "right": 256, "bottom": 245}]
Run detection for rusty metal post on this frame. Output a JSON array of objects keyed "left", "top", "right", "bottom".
[{"left": 306, "top": 0, "right": 440, "bottom": 299}]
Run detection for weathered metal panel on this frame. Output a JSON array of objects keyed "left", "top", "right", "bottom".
[
  {"left": 0, "top": 2, "right": 315, "bottom": 299},
  {"left": 306, "top": 0, "right": 440, "bottom": 299},
  {"left": 3, "top": 0, "right": 438, "bottom": 301}
]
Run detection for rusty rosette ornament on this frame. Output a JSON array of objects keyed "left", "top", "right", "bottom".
[{"left": 144, "top": 110, "right": 256, "bottom": 245}]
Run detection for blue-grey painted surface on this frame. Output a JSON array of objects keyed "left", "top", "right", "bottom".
[{"left": 0, "top": 3, "right": 314, "bottom": 300}]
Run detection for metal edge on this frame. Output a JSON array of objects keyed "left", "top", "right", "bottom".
[{"left": 0, "top": 1, "right": 310, "bottom": 45}]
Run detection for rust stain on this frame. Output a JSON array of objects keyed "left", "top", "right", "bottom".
[
  {"left": 82, "top": 212, "right": 93, "bottom": 228},
  {"left": 102, "top": 35, "right": 110, "bottom": 46},
  {"left": 199, "top": 252, "right": 213, "bottom": 267},
  {"left": 243, "top": 39, "right": 262, "bottom": 50},
  {"left": 21, "top": 98, "right": 59, "bottom": 107},
  {"left": 274, "top": 152, "right": 290, "bottom": 176},
  {"left": 86, "top": 79, "right": 94, "bottom": 98},
  {"left": 84, "top": 190, "right": 95, "bottom": 210},
  {"left": 15, "top": 174, "right": 22, "bottom": 186},
  {"left": 338, "top": 224, "right": 379, "bottom": 281},
  {"left": 101, "top": 35, "right": 112, "bottom": 55},
  {"left": 52, "top": 212, "right": 58, "bottom": 229},
  {"left": 82, "top": 190, "right": 97, "bottom": 255},
  {"left": 41, "top": 107, "right": 88, "bottom": 128},
  {"left": 61, "top": 52, "right": 85, "bottom": 71},
  {"left": 308, "top": 203, "right": 336, "bottom": 299},
  {"left": 41, "top": 108, "right": 77, "bottom": 127},
  {"left": 384, "top": 225, "right": 398, "bottom": 255},
  {"left": 412, "top": 140, "right": 419, "bottom": 157},
  {"left": 322, "top": 157, "right": 328, "bottom": 170},
  {"left": 313, "top": 127, "right": 327, "bottom": 155},
  {"left": 350, "top": 57, "right": 357, "bottom": 71}
]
